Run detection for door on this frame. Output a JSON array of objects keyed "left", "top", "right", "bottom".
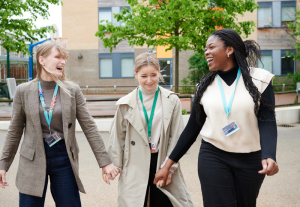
[{"left": 158, "top": 59, "right": 172, "bottom": 89}]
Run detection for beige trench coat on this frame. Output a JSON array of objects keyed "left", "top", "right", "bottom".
[
  {"left": 108, "top": 86, "right": 194, "bottom": 207},
  {"left": 0, "top": 81, "right": 111, "bottom": 197}
]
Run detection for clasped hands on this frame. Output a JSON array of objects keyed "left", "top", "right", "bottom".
[{"left": 102, "top": 163, "right": 120, "bottom": 185}]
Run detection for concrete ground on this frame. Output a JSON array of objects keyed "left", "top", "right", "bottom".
[{"left": 0, "top": 124, "right": 300, "bottom": 207}]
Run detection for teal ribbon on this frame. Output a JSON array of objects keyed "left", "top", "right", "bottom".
[
  {"left": 38, "top": 80, "right": 59, "bottom": 131},
  {"left": 217, "top": 68, "right": 241, "bottom": 118},
  {"left": 139, "top": 88, "right": 160, "bottom": 137}
]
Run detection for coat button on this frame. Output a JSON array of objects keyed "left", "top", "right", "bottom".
[{"left": 131, "top": 141, "right": 135, "bottom": 146}]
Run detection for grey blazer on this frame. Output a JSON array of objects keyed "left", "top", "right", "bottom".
[{"left": 0, "top": 80, "right": 111, "bottom": 197}]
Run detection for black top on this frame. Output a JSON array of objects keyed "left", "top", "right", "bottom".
[{"left": 169, "top": 65, "right": 277, "bottom": 162}]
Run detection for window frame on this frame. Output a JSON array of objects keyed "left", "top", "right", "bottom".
[
  {"left": 257, "top": 2, "right": 273, "bottom": 28},
  {"left": 280, "top": 49, "right": 296, "bottom": 75},
  {"left": 99, "top": 53, "right": 135, "bottom": 79},
  {"left": 98, "top": 7, "right": 113, "bottom": 25},
  {"left": 259, "top": 50, "right": 273, "bottom": 73},
  {"left": 281, "top": 1, "right": 296, "bottom": 28}
]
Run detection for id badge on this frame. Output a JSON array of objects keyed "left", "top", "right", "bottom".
[
  {"left": 222, "top": 121, "right": 240, "bottom": 137},
  {"left": 44, "top": 132, "right": 62, "bottom": 147},
  {"left": 149, "top": 143, "right": 157, "bottom": 152}
]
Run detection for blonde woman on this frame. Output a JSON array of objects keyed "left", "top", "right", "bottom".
[
  {"left": 0, "top": 41, "right": 118, "bottom": 207},
  {"left": 108, "top": 53, "right": 194, "bottom": 207}
]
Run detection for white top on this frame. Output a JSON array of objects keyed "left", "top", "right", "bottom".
[
  {"left": 200, "top": 68, "right": 274, "bottom": 153},
  {"left": 137, "top": 85, "right": 162, "bottom": 153}
]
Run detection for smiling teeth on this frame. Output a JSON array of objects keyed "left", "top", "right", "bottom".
[{"left": 207, "top": 58, "right": 213, "bottom": 62}]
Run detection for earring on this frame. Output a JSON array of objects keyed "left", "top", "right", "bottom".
[{"left": 227, "top": 53, "right": 230, "bottom": 58}]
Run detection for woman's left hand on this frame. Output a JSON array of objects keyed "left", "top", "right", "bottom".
[
  {"left": 258, "top": 158, "right": 279, "bottom": 176},
  {"left": 102, "top": 163, "right": 119, "bottom": 184}
]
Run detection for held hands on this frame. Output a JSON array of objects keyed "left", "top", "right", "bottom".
[
  {"left": 153, "top": 167, "right": 170, "bottom": 188},
  {"left": 0, "top": 170, "right": 9, "bottom": 189},
  {"left": 156, "top": 172, "right": 172, "bottom": 187},
  {"left": 258, "top": 158, "right": 279, "bottom": 176},
  {"left": 102, "top": 163, "right": 120, "bottom": 185}
]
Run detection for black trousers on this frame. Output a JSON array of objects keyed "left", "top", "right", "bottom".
[
  {"left": 144, "top": 153, "right": 173, "bottom": 207},
  {"left": 198, "top": 140, "right": 265, "bottom": 207}
]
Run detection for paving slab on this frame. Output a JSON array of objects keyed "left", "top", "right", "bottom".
[{"left": 0, "top": 125, "right": 300, "bottom": 206}]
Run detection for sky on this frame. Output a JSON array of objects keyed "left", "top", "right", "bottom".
[{"left": 24, "top": 3, "right": 62, "bottom": 38}]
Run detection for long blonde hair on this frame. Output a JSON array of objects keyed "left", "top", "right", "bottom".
[
  {"left": 34, "top": 41, "right": 71, "bottom": 96},
  {"left": 134, "top": 52, "right": 164, "bottom": 83}
]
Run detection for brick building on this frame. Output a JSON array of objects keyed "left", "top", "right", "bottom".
[{"left": 61, "top": 0, "right": 300, "bottom": 88}]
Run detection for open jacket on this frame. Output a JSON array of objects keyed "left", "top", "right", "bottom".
[
  {"left": 108, "top": 86, "right": 194, "bottom": 207},
  {"left": 0, "top": 80, "right": 111, "bottom": 197}
]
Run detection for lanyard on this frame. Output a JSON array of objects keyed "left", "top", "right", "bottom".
[
  {"left": 217, "top": 68, "right": 241, "bottom": 118},
  {"left": 139, "top": 88, "right": 159, "bottom": 137},
  {"left": 38, "top": 80, "right": 59, "bottom": 132}
]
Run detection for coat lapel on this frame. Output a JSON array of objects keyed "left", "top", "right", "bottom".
[
  {"left": 60, "top": 86, "right": 72, "bottom": 142},
  {"left": 28, "top": 81, "right": 43, "bottom": 140}
]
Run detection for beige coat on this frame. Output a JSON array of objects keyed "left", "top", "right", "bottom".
[
  {"left": 108, "top": 86, "right": 194, "bottom": 207},
  {"left": 0, "top": 81, "right": 111, "bottom": 197}
]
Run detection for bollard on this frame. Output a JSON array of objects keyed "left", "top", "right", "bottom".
[
  {"left": 86, "top": 86, "right": 88, "bottom": 94},
  {"left": 282, "top": 84, "right": 285, "bottom": 92},
  {"left": 114, "top": 85, "right": 117, "bottom": 94},
  {"left": 190, "top": 94, "right": 195, "bottom": 111},
  {"left": 295, "top": 83, "right": 300, "bottom": 104}
]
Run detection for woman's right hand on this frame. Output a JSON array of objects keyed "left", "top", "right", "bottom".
[{"left": 0, "top": 170, "right": 8, "bottom": 189}]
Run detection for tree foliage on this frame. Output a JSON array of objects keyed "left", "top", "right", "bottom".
[
  {"left": 95, "top": 0, "right": 258, "bottom": 92},
  {"left": 0, "top": 0, "right": 61, "bottom": 54},
  {"left": 185, "top": 53, "right": 210, "bottom": 85},
  {"left": 286, "top": 10, "right": 300, "bottom": 62}
]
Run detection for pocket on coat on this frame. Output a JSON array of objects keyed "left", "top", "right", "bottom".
[
  {"left": 20, "top": 145, "right": 35, "bottom": 161},
  {"left": 71, "top": 146, "right": 79, "bottom": 160}
]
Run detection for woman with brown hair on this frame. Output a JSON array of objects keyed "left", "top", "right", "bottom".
[
  {"left": 108, "top": 52, "right": 194, "bottom": 207},
  {"left": 0, "top": 41, "right": 118, "bottom": 207}
]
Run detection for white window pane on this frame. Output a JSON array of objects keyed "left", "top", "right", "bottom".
[
  {"left": 258, "top": 7, "right": 272, "bottom": 27},
  {"left": 121, "top": 58, "right": 134, "bottom": 77},
  {"left": 258, "top": 55, "right": 272, "bottom": 73},
  {"left": 99, "top": 11, "right": 112, "bottom": 25},
  {"left": 282, "top": 6, "right": 295, "bottom": 21},
  {"left": 100, "top": 58, "right": 113, "bottom": 77}
]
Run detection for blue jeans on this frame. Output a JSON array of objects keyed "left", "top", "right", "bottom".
[{"left": 19, "top": 139, "right": 81, "bottom": 207}]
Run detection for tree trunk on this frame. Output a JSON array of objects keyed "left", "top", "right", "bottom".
[{"left": 175, "top": 46, "right": 179, "bottom": 93}]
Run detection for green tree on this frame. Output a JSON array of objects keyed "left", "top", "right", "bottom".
[
  {"left": 96, "top": 0, "right": 258, "bottom": 92},
  {"left": 186, "top": 53, "right": 210, "bottom": 85},
  {"left": 0, "top": 0, "right": 61, "bottom": 54},
  {"left": 286, "top": 10, "right": 300, "bottom": 63}
]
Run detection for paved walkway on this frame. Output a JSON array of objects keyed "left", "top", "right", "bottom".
[{"left": 0, "top": 124, "right": 300, "bottom": 206}]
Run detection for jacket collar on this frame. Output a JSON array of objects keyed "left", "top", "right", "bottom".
[{"left": 117, "top": 86, "right": 176, "bottom": 145}]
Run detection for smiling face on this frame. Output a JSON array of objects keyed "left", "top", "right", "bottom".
[
  {"left": 135, "top": 65, "right": 160, "bottom": 91},
  {"left": 39, "top": 47, "right": 66, "bottom": 78},
  {"left": 205, "top": 35, "right": 235, "bottom": 72}
]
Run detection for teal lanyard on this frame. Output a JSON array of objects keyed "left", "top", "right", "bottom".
[
  {"left": 217, "top": 68, "right": 241, "bottom": 118},
  {"left": 139, "top": 88, "right": 160, "bottom": 137},
  {"left": 38, "top": 80, "right": 59, "bottom": 131}
]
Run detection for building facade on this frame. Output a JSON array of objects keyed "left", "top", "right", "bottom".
[{"left": 61, "top": 0, "right": 300, "bottom": 88}]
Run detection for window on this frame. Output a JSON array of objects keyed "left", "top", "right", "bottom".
[
  {"left": 281, "top": 2, "right": 296, "bottom": 27},
  {"left": 100, "top": 58, "right": 113, "bottom": 77},
  {"left": 99, "top": 53, "right": 134, "bottom": 78},
  {"left": 281, "top": 50, "right": 295, "bottom": 75},
  {"left": 258, "top": 3, "right": 272, "bottom": 28},
  {"left": 99, "top": 7, "right": 131, "bottom": 27},
  {"left": 99, "top": 8, "right": 112, "bottom": 25},
  {"left": 258, "top": 51, "right": 272, "bottom": 73},
  {"left": 121, "top": 58, "right": 134, "bottom": 77}
]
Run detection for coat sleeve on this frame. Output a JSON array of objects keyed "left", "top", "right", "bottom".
[
  {"left": 0, "top": 86, "right": 25, "bottom": 172},
  {"left": 75, "top": 85, "right": 111, "bottom": 168},
  {"left": 166, "top": 95, "right": 184, "bottom": 156},
  {"left": 108, "top": 105, "right": 127, "bottom": 169}
]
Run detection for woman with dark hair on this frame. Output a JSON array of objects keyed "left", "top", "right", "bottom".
[{"left": 154, "top": 29, "right": 279, "bottom": 207}]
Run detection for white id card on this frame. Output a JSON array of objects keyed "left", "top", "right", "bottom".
[
  {"left": 222, "top": 121, "right": 240, "bottom": 137},
  {"left": 149, "top": 143, "right": 157, "bottom": 152}
]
